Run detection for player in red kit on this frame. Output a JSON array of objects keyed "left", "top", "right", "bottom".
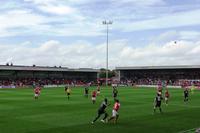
[
  {"left": 108, "top": 99, "right": 120, "bottom": 124},
  {"left": 157, "top": 80, "right": 163, "bottom": 93},
  {"left": 91, "top": 90, "right": 97, "bottom": 104},
  {"left": 34, "top": 87, "right": 40, "bottom": 99},
  {"left": 97, "top": 85, "right": 100, "bottom": 96},
  {"left": 157, "top": 85, "right": 162, "bottom": 94},
  {"left": 165, "top": 89, "right": 170, "bottom": 105},
  {"left": 38, "top": 86, "right": 42, "bottom": 96}
]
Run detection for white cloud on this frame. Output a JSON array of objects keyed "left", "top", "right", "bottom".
[
  {"left": 151, "top": 30, "right": 179, "bottom": 43},
  {"left": 67, "top": 0, "right": 165, "bottom": 6},
  {"left": 116, "top": 9, "right": 200, "bottom": 32},
  {"left": 113, "top": 0, "right": 165, "bottom": 6},
  {"left": 0, "top": 8, "right": 102, "bottom": 37},
  {"left": 1, "top": 0, "right": 200, "bottom": 70},
  {"left": 0, "top": 9, "right": 48, "bottom": 37},
  {"left": 116, "top": 40, "right": 200, "bottom": 67},
  {"left": 1, "top": 0, "right": 199, "bottom": 38},
  {"left": 1, "top": 39, "right": 200, "bottom": 69},
  {"left": 24, "top": 0, "right": 56, "bottom": 5},
  {"left": 0, "top": 10, "right": 46, "bottom": 27},
  {"left": 179, "top": 31, "right": 200, "bottom": 40},
  {"left": 24, "top": 0, "right": 76, "bottom": 15},
  {"left": 151, "top": 30, "right": 200, "bottom": 44},
  {"left": 38, "top": 4, "right": 76, "bottom": 15},
  {"left": 0, "top": 1, "right": 20, "bottom": 10}
]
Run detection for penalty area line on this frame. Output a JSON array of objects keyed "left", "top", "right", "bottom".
[{"left": 177, "top": 127, "right": 199, "bottom": 133}]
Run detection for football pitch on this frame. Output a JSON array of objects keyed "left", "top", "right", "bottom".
[{"left": 0, "top": 86, "right": 200, "bottom": 133}]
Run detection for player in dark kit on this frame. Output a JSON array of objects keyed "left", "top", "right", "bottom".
[
  {"left": 65, "top": 85, "right": 71, "bottom": 100},
  {"left": 153, "top": 92, "right": 163, "bottom": 114},
  {"left": 91, "top": 98, "right": 110, "bottom": 124},
  {"left": 184, "top": 88, "right": 189, "bottom": 102},
  {"left": 84, "top": 85, "right": 89, "bottom": 98},
  {"left": 112, "top": 86, "right": 118, "bottom": 101}
]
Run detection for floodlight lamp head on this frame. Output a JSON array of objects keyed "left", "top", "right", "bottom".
[
  {"left": 102, "top": 20, "right": 113, "bottom": 25},
  {"left": 102, "top": 21, "right": 106, "bottom": 24},
  {"left": 108, "top": 21, "right": 113, "bottom": 24}
]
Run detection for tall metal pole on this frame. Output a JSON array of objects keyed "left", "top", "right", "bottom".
[
  {"left": 106, "top": 24, "right": 109, "bottom": 86},
  {"left": 103, "top": 20, "right": 112, "bottom": 86}
]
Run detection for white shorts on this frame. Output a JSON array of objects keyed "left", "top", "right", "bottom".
[
  {"left": 165, "top": 97, "right": 168, "bottom": 101},
  {"left": 112, "top": 84, "right": 117, "bottom": 87},
  {"left": 35, "top": 94, "right": 39, "bottom": 97},
  {"left": 112, "top": 109, "right": 118, "bottom": 117},
  {"left": 97, "top": 91, "right": 100, "bottom": 94},
  {"left": 92, "top": 97, "right": 96, "bottom": 101}
]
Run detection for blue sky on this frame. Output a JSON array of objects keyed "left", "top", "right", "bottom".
[{"left": 0, "top": 0, "right": 200, "bottom": 68}]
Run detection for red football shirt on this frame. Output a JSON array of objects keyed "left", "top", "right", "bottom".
[
  {"left": 92, "top": 91, "right": 96, "bottom": 97},
  {"left": 165, "top": 91, "right": 170, "bottom": 98},
  {"left": 34, "top": 88, "right": 40, "bottom": 94},
  {"left": 113, "top": 102, "right": 120, "bottom": 111}
]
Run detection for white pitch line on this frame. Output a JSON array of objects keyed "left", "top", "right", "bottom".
[{"left": 178, "top": 127, "right": 199, "bottom": 133}]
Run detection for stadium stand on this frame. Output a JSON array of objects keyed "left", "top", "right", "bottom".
[
  {"left": 116, "top": 65, "right": 200, "bottom": 86},
  {"left": 0, "top": 65, "right": 99, "bottom": 88}
]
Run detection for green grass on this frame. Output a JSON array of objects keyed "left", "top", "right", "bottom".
[{"left": 0, "top": 86, "right": 200, "bottom": 133}]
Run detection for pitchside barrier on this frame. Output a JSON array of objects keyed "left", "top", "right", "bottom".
[
  {"left": 0, "top": 85, "right": 16, "bottom": 89},
  {"left": 117, "top": 84, "right": 182, "bottom": 88},
  {"left": 137, "top": 85, "right": 182, "bottom": 88},
  {"left": 44, "top": 85, "right": 66, "bottom": 88},
  {"left": 117, "top": 84, "right": 200, "bottom": 89},
  {"left": 43, "top": 84, "right": 85, "bottom": 88},
  {"left": 136, "top": 85, "right": 200, "bottom": 89},
  {"left": 1, "top": 85, "right": 200, "bottom": 89}
]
